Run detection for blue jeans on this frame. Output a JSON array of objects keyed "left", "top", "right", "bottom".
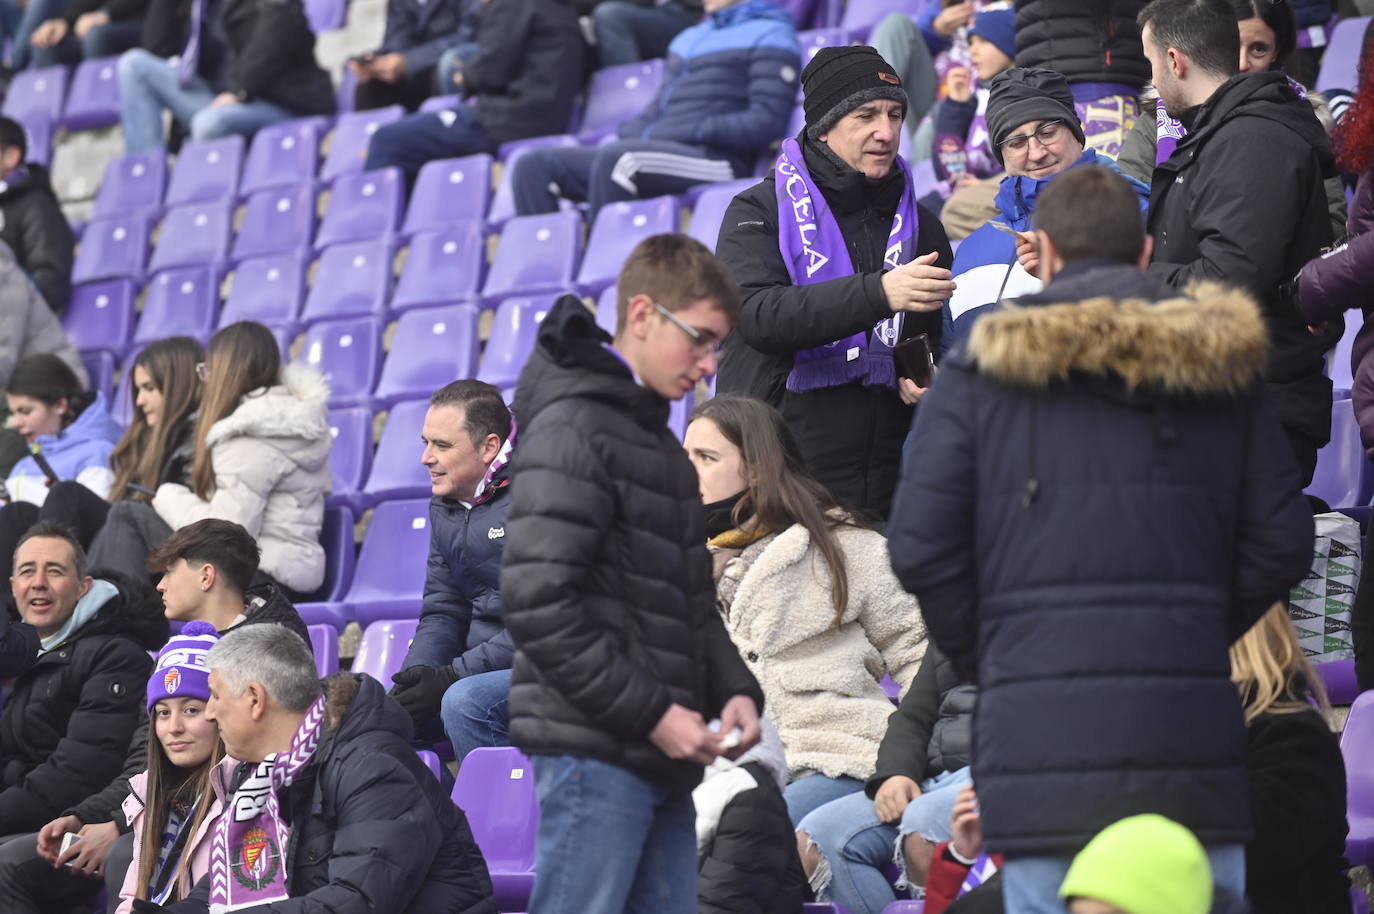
[
  {"left": 529, "top": 754, "right": 697, "bottom": 914},
  {"left": 592, "top": 0, "right": 698, "bottom": 68},
  {"left": 440, "top": 668, "right": 511, "bottom": 761},
  {"left": 797, "top": 766, "right": 974, "bottom": 914},
  {"left": 364, "top": 106, "right": 496, "bottom": 187},
  {"left": 784, "top": 774, "right": 865, "bottom": 828},
  {"left": 5, "top": 0, "right": 60, "bottom": 69},
  {"left": 436, "top": 41, "right": 481, "bottom": 97},
  {"left": 1001, "top": 843, "right": 1246, "bottom": 914},
  {"left": 117, "top": 48, "right": 293, "bottom": 153}
]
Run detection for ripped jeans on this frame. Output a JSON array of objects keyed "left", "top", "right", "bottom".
[{"left": 797, "top": 766, "right": 973, "bottom": 914}]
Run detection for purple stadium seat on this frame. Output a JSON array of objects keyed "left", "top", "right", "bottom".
[
  {"left": 93, "top": 152, "right": 167, "bottom": 219},
  {"left": 878, "top": 673, "right": 900, "bottom": 703},
  {"left": 373, "top": 304, "right": 481, "bottom": 407},
  {"left": 477, "top": 296, "right": 555, "bottom": 389},
  {"left": 577, "top": 60, "right": 665, "bottom": 142},
  {"left": 232, "top": 185, "right": 318, "bottom": 261},
  {"left": 1317, "top": 16, "right": 1370, "bottom": 93},
  {"left": 402, "top": 154, "right": 493, "bottom": 236},
  {"left": 315, "top": 167, "right": 404, "bottom": 248},
  {"left": 110, "top": 346, "right": 143, "bottom": 427},
  {"left": 308, "top": 624, "right": 340, "bottom": 675},
  {"left": 1317, "top": 659, "right": 1359, "bottom": 705},
  {"left": 797, "top": 28, "right": 851, "bottom": 62},
  {"left": 61, "top": 56, "right": 121, "bottom": 130},
  {"left": 321, "top": 106, "right": 405, "bottom": 183},
  {"left": 72, "top": 215, "right": 150, "bottom": 283},
  {"left": 346, "top": 498, "right": 432, "bottom": 624},
  {"left": 686, "top": 179, "right": 755, "bottom": 249},
  {"left": 668, "top": 389, "right": 693, "bottom": 441},
  {"left": 305, "top": 0, "right": 347, "bottom": 32},
  {"left": 416, "top": 749, "right": 442, "bottom": 780},
  {"left": 488, "top": 134, "right": 581, "bottom": 228},
  {"left": 353, "top": 617, "right": 421, "bottom": 683},
  {"left": 481, "top": 211, "right": 581, "bottom": 302},
  {"left": 1332, "top": 311, "right": 1363, "bottom": 397},
  {"left": 357, "top": 398, "right": 432, "bottom": 509},
  {"left": 81, "top": 350, "right": 115, "bottom": 401},
  {"left": 221, "top": 252, "right": 309, "bottom": 329},
  {"left": 325, "top": 406, "right": 373, "bottom": 512},
  {"left": 419, "top": 94, "right": 462, "bottom": 113},
  {"left": 298, "top": 504, "right": 357, "bottom": 605},
  {"left": 879, "top": 903, "right": 924, "bottom": 913},
  {"left": 595, "top": 284, "right": 618, "bottom": 337},
  {"left": 165, "top": 135, "right": 244, "bottom": 206},
  {"left": 148, "top": 199, "right": 233, "bottom": 273},
  {"left": 133, "top": 265, "right": 219, "bottom": 345},
  {"left": 3, "top": 66, "right": 68, "bottom": 125},
  {"left": 391, "top": 223, "right": 485, "bottom": 312},
  {"left": 576, "top": 196, "right": 680, "bottom": 295},
  {"left": 1342, "top": 690, "right": 1374, "bottom": 868},
  {"left": 1307, "top": 399, "right": 1363, "bottom": 509},
  {"left": 450, "top": 747, "right": 539, "bottom": 910},
  {"left": 63, "top": 279, "right": 137, "bottom": 355},
  {"left": 300, "top": 239, "right": 394, "bottom": 324},
  {"left": 299, "top": 315, "right": 383, "bottom": 408},
  {"left": 838, "top": 0, "right": 919, "bottom": 32},
  {"left": 240, "top": 119, "right": 323, "bottom": 197}
]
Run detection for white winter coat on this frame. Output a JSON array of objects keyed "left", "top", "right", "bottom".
[
  {"left": 153, "top": 364, "right": 331, "bottom": 593},
  {"left": 713, "top": 522, "right": 927, "bottom": 782}
]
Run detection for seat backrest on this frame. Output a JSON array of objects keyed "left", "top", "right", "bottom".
[
  {"left": 232, "top": 185, "right": 318, "bottom": 261},
  {"left": 391, "top": 223, "right": 485, "bottom": 312},
  {"left": 301, "top": 240, "right": 394, "bottom": 324},
  {"left": 686, "top": 179, "right": 757, "bottom": 250},
  {"left": 241, "top": 119, "right": 323, "bottom": 196},
  {"left": 373, "top": 304, "right": 481, "bottom": 407},
  {"left": 307, "top": 624, "right": 340, "bottom": 676},
  {"left": 486, "top": 135, "right": 580, "bottom": 229},
  {"left": 321, "top": 106, "right": 405, "bottom": 183},
  {"left": 305, "top": 0, "right": 347, "bottom": 32},
  {"left": 347, "top": 499, "right": 432, "bottom": 604},
  {"left": 315, "top": 167, "right": 404, "bottom": 249},
  {"left": 576, "top": 196, "right": 681, "bottom": 293},
  {"left": 63, "top": 279, "right": 138, "bottom": 354},
  {"left": 299, "top": 503, "right": 357, "bottom": 605},
  {"left": 135, "top": 265, "right": 219, "bottom": 344},
  {"left": 477, "top": 296, "right": 556, "bottom": 389},
  {"left": 796, "top": 28, "right": 850, "bottom": 62},
  {"left": 402, "top": 154, "right": 494, "bottom": 236},
  {"left": 19, "top": 115, "right": 53, "bottom": 168},
  {"left": 595, "top": 284, "right": 618, "bottom": 337},
  {"left": 577, "top": 60, "right": 665, "bottom": 141},
  {"left": 165, "top": 135, "right": 244, "bottom": 206},
  {"left": 1317, "top": 16, "right": 1371, "bottom": 93},
  {"left": 326, "top": 406, "right": 373, "bottom": 498},
  {"left": 1343, "top": 691, "right": 1374, "bottom": 816},
  {"left": 481, "top": 211, "right": 581, "bottom": 301},
  {"left": 221, "top": 252, "right": 309, "bottom": 329},
  {"left": 148, "top": 199, "right": 233, "bottom": 272},
  {"left": 299, "top": 316, "right": 383, "bottom": 407},
  {"left": 62, "top": 56, "right": 122, "bottom": 130},
  {"left": 361, "top": 398, "right": 432, "bottom": 501},
  {"left": 352, "top": 616, "right": 420, "bottom": 685},
  {"left": 81, "top": 349, "right": 116, "bottom": 403},
  {"left": 450, "top": 746, "right": 539, "bottom": 871},
  {"left": 2, "top": 66, "right": 68, "bottom": 123},
  {"left": 1331, "top": 310, "right": 1364, "bottom": 396},
  {"left": 73, "top": 215, "right": 151, "bottom": 284},
  {"left": 1307, "top": 399, "right": 1363, "bottom": 510},
  {"left": 94, "top": 152, "right": 167, "bottom": 219}
]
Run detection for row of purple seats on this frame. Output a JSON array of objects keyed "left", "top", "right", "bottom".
[
  {"left": 308, "top": 623, "right": 340, "bottom": 676},
  {"left": 4, "top": 58, "right": 121, "bottom": 133}
]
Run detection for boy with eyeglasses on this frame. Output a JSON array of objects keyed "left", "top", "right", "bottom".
[{"left": 499, "top": 233, "right": 765, "bottom": 914}]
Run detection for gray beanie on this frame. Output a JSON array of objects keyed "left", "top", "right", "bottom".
[{"left": 985, "top": 67, "right": 1086, "bottom": 163}]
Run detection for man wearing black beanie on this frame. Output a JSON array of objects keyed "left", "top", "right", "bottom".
[{"left": 715, "top": 45, "right": 955, "bottom": 520}]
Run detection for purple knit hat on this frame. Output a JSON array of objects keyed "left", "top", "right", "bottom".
[{"left": 147, "top": 620, "right": 219, "bottom": 712}]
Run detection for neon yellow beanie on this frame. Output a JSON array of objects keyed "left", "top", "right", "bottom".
[{"left": 1059, "top": 814, "right": 1213, "bottom": 914}]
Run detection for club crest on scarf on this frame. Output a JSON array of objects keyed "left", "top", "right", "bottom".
[{"left": 233, "top": 826, "right": 281, "bottom": 891}]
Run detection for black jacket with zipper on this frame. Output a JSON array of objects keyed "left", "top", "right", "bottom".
[
  {"left": 866, "top": 642, "right": 975, "bottom": 797},
  {"left": 0, "top": 165, "right": 74, "bottom": 313}
]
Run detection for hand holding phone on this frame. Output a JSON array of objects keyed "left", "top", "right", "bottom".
[
  {"left": 59, "top": 833, "right": 81, "bottom": 868},
  {"left": 894, "top": 333, "right": 935, "bottom": 388}
]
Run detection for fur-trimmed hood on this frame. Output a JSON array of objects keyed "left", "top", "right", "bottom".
[
  {"left": 966, "top": 277, "right": 1268, "bottom": 397},
  {"left": 205, "top": 363, "right": 330, "bottom": 454}
]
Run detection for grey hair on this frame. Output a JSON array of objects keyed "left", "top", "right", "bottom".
[{"left": 206, "top": 624, "right": 321, "bottom": 712}]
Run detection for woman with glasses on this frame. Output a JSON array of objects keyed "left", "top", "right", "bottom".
[{"left": 88, "top": 321, "right": 331, "bottom": 596}]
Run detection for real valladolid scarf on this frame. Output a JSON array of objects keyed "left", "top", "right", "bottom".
[
  {"left": 774, "top": 137, "right": 920, "bottom": 394},
  {"left": 209, "top": 693, "right": 327, "bottom": 912}
]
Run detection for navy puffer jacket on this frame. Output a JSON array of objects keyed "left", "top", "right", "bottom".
[
  {"left": 1013, "top": 0, "right": 1150, "bottom": 88},
  {"left": 887, "top": 264, "right": 1314, "bottom": 857}
]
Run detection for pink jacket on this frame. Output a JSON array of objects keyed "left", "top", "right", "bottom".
[{"left": 116, "top": 755, "right": 238, "bottom": 913}]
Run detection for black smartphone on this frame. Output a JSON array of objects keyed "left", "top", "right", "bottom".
[
  {"left": 894, "top": 333, "right": 935, "bottom": 388},
  {"left": 29, "top": 446, "right": 58, "bottom": 486}
]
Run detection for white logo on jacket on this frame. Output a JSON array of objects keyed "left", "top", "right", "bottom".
[{"left": 488, "top": 527, "right": 505, "bottom": 540}]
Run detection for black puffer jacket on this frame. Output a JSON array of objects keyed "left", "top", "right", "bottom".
[
  {"left": 0, "top": 165, "right": 74, "bottom": 313},
  {"left": 715, "top": 136, "right": 952, "bottom": 519},
  {"left": 887, "top": 265, "right": 1314, "bottom": 856},
  {"left": 0, "top": 573, "right": 165, "bottom": 833},
  {"left": 1147, "top": 71, "right": 1338, "bottom": 462},
  {"left": 697, "top": 760, "right": 808, "bottom": 914},
  {"left": 866, "top": 643, "right": 975, "bottom": 797},
  {"left": 1013, "top": 0, "right": 1150, "bottom": 88},
  {"left": 171, "top": 675, "right": 497, "bottom": 914},
  {"left": 502, "top": 296, "right": 764, "bottom": 794}
]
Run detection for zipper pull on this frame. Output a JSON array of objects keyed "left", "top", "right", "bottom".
[{"left": 1021, "top": 477, "right": 1040, "bottom": 509}]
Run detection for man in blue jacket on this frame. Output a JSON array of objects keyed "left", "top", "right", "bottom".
[
  {"left": 351, "top": 0, "right": 475, "bottom": 111},
  {"left": 510, "top": 0, "right": 799, "bottom": 220},
  {"left": 389, "top": 380, "right": 516, "bottom": 760}
]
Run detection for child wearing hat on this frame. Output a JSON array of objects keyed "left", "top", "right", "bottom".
[{"left": 1059, "top": 815, "right": 1214, "bottom": 914}]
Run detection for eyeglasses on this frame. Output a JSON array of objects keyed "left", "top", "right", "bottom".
[
  {"left": 999, "top": 120, "right": 1066, "bottom": 153},
  {"left": 195, "top": 362, "right": 209, "bottom": 381},
  {"left": 652, "top": 301, "right": 722, "bottom": 357}
]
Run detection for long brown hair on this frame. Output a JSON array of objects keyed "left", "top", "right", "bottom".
[
  {"left": 134, "top": 706, "right": 225, "bottom": 904},
  {"left": 109, "top": 338, "right": 205, "bottom": 502},
  {"left": 191, "top": 322, "right": 281, "bottom": 499},
  {"left": 690, "top": 395, "right": 864, "bottom": 627},
  {"left": 1230, "top": 602, "right": 1330, "bottom": 725}
]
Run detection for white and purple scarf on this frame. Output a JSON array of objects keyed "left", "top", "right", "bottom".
[
  {"left": 209, "top": 694, "right": 327, "bottom": 912},
  {"left": 774, "top": 137, "right": 920, "bottom": 394},
  {"left": 1155, "top": 76, "right": 1309, "bottom": 165}
]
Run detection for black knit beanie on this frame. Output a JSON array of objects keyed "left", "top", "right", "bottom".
[
  {"left": 802, "top": 45, "right": 907, "bottom": 139},
  {"left": 985, "top": 67, "right": 1086, "bottom": 164}
]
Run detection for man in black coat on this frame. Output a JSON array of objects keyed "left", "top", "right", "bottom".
[
  {"left": 350, "top": 0, "right": 473, "bottom": 111},
  {"left": 716, "top": 45, "right": 955, "bottom": 520},
  {"left": 887, "top": 165, "right": 1314, "bottom": 913},
  {"left": 0, "top": 118, "right": 74, "bottom": 314},
  {"left": 501, "top": 234, "right": 764, "bottom": 914},
  {"left": 1139, "top": 0, "right": 1338, "bottom": 486}
]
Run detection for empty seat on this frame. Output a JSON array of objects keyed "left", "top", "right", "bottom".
[
  {"left": 352, "top": 616, "right": 421, "bottom": 682},
  {"left": 220, "top": 252, "right": 309, "bottom": 329},
  {"left": 134, "top": 265, "right": 219, "bottom": 345},
  {"left": 577, "top": 60, "right": 665, "bottom": 142},
  {"left": 232, "top": 185, "right": 318, "bottom": 261},
  {"left": 1317, "top": 16, "right": 1370, "bottom": 93},
  {"left": 402, "top": 154, "right": 493, "bottom": 236},
  {"left": 300, "top": 239, "right": 393, "bottom": 324},
  {"left": 477, "top": 296, "right": 555, "bottom": 389},
  {"left": 687, "top": 179, "right": 756, "bottom": 249},
  {"left": 62, "top": 56, "right": 121, "bottom": 130},
  {"left": 1307, "top": 399, "right": 1363, "bottom": 509},
  {"left": 3, "top": 66, "right": 68, "bottom": 125},
  {"left": 481, "top": 211, "right": 581, "bottom": 302},
  {"left": 305, "top": 0, "right": 347, "bottom": 32},
  {"left": 20, "top": 116, "right": 53, "bottom": 168},
  {"left": 345, "top": 497, "right": 433, "bottom": 624},
  {"left": 359, "top": 399, "right": 432, "bottom": 508},
  {"left": 391, "top": 223, "right": 485, "bottom": 312},
  {"left": 1342, "top": 690, "right": 1374, "bottom": 869},
  {"left": 240, "top": 119, "right": 323, "bottom": 196},
  {"left": 487, "top": 135, "right": 580, "bottom": 228},
  {"left": 297, "top": 504, "right": 357, "bottom": 604},
  {"left": 315, "top": 167, "right": 404, "bottom": 248},
  {"left": 1331, "top": 310, "right": 1363, "bottom": 396},
  {"left": 373, "top": 304, "right": 481, "bottom": 407},
  {"left": 321, "top": 106, "right": 405, "bottom": 183},
  {"left": 451, "top": 747, "right": 538, "bottom": 910},
  {"left": 148, "top": 199, "right": 233, "bottom": 273},
  {"left": 325, "top": 406, "right": 373, "bottom": 511},
  {"left": 595, "top": 284, "right": 618, "bottom": 337},
  {"left": 576, "top": 196, "right": 680, "bottom": 295},
  {"left": 299, "top": 316, "right": 383, "bottom": 408},
  {"left": 93, "top": 152, "right": 167, "bottom": 220},
  {"left": 796, "top": 28, "right": 850, "bottom": 63},
  {"left": 63, "top": 279, "right": 138, "bottom": 355},
  {"left": 307, "top": 624, "right": 340, "bottom": 676},
  {"left": 72, "top": 215, "right": 151, "bottom": 283},
  {"left": 416, "top": 749, "right": 442, "bottom": 780},
  {"left": 838, "top": 0, "right": 920, "bottom": 32},
  {"left": 165, "top": 135, "right": 244, "bottom": 205},
  {"left": 81, "top": 349, "right": 116, "bottom": 402}
]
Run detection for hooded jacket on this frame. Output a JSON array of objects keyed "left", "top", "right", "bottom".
[
  {"left": 0, "top": 164, "right": 75, "bottom": 313},
  {"left": 0, "top": 240, "right": 86, "bottom": 389},
  {"left": 1013, "top": 0, "right": 1150, "bottom": 88},
  {"left": 6, "top": 391, "right": 122, "bottom": 507},
  {"left": 886, "top": 265, "right": 1315, "bottom": 856},
  {"left": 0, "top": 573, "right": 166, "bottom": 834},
  {"left": 1147, "top": 71, "right": 1339, "bottom": 453},
  {"left": 153, "top": 364, "right": 331, "bottom": 593},
  {"left": 501, "top": 296, "right": 764, "bottom": 794},
  {"left": 866, "top": 643, "right": 975, "bottom": 798},
  {"left": 715, "top": 136, "right": 953, "bottom": 519}
]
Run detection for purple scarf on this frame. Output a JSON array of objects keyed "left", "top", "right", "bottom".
[
  {"left": 957, "top": 852, "right": 999, "bottom": 897},
  {"left": 1155, "top": 76, "right": 1309, "bottom": 165},
  {"left": 774, "top": 137, "right": 919, "bottom": 393}
]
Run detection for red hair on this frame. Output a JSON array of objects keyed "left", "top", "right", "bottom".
[{"left": 1334, "top": 28, "right": 1374, "bottom": 175}]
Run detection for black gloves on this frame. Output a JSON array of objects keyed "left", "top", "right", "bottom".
[{"left": 390, "top": 664, "right": 459, "bottom": 725}]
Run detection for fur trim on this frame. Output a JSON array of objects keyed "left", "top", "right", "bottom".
[
  {"left": 323, "top": 673, "right": 359, "bottom": 732},
  {"left": 204, "top": 363, "right": 330, "bottom": 448},
  {"left": 966, "top": 281, "right": 1268, "bottom": 395}
]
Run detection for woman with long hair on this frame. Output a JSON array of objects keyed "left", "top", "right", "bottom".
[
  {"left": 88, "top": 321, "right": 331, "bottom": 594},
  {"left": 684, "top": 395, "right": 927, "bottom": 827}
]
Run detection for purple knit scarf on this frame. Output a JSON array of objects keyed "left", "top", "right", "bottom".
[
  {"left": 774, "top": 137, "right": 919, "bottom": 393},
  {"left": 1155, "top": 76, "right": 1309, "bottom": 165}
]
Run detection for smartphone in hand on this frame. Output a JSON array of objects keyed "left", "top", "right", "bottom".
[{"left": 894, "top": 333, "right": 935, "bottom": 388}]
